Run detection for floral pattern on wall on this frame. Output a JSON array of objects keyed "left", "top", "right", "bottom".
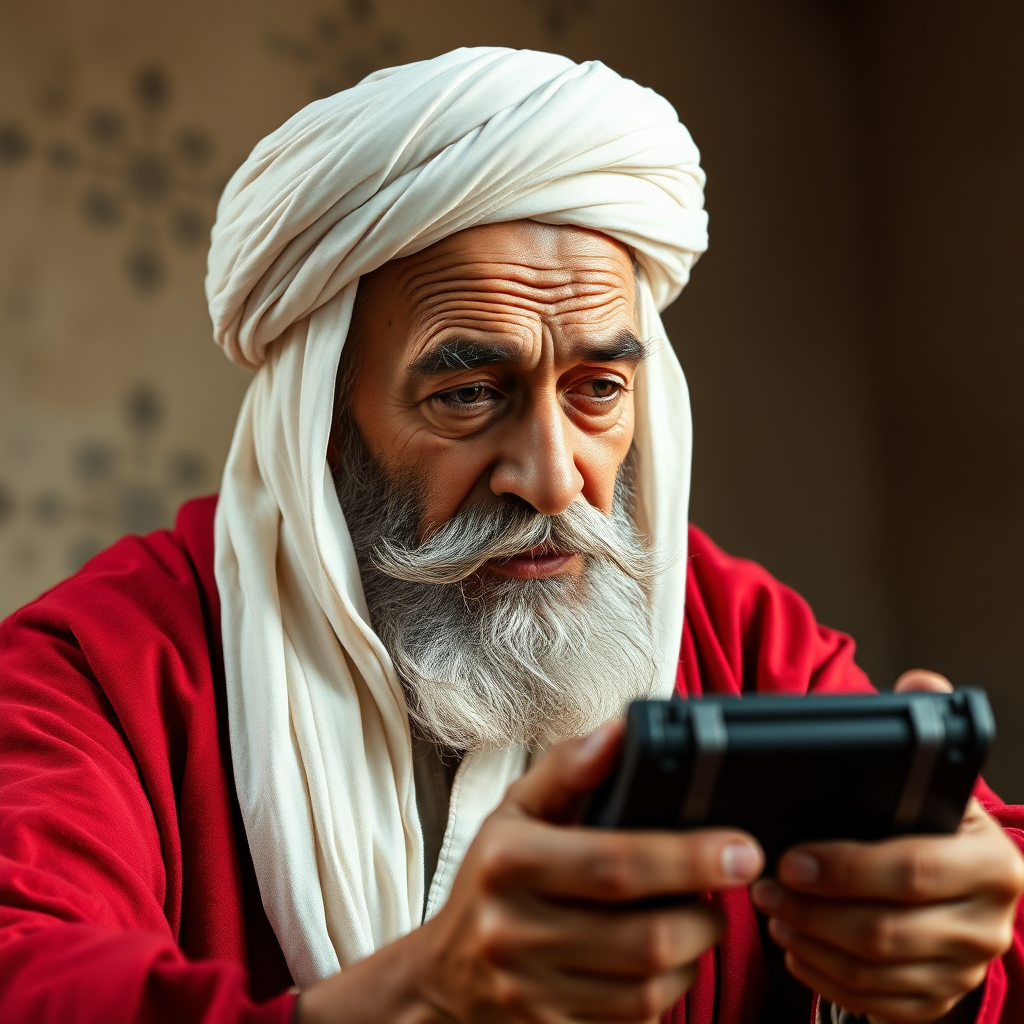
[
  {"left": 0, "top": 384, "right": 208, "bottom": 577},
  {"left": 268, "top": 0, "right": 405, "bottom": 100},
  {"left": 0, "top": 67, "right": 225, "bottom": 294}
]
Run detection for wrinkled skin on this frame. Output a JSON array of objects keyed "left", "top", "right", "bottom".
[
  {"left": 334, "top": 221, "right": 641, "bottom": 579},
  {"left": 300, "top": 223, "right": 1024, "bottom": 1023}
]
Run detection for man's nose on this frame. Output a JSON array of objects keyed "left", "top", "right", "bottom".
[{"left": 489, "top": 395, "right": 584, "bottom": 516}]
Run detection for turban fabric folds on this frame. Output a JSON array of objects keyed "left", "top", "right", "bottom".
[{"left": 206, "top": 47, "right": 707, "bottom": 985}]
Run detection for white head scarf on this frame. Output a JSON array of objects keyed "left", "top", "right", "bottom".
[{"left": 206, "top": 46, "right": 707, "bottom": 986}]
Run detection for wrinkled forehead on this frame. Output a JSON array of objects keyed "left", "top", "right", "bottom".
[{"left": 353, "top": 221, "right": 640, "bottom": 348}]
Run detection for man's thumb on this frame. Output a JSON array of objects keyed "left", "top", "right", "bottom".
[{"left": 509, "top": 719, "right": 625, "bottom": 824}]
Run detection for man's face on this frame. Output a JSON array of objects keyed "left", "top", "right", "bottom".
[
  {"left": 335, "top": 222, "right": 658, "bottom": 751},
  {"left": 345, "top": 220, "right": 642, "bottom": 573}
]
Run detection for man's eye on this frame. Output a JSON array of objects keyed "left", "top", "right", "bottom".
[
  {"left": 580, "top": 379, "right": 621, "bottom": 400},
  {"left": 437, "top": 384, "right": 493, "bottom": 407}
]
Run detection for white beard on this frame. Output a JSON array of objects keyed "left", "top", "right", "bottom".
[{"left": 335, "top": 420, "right": 661, "bottom": 752}]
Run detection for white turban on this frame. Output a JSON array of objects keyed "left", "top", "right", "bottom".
[{"left": 206, "top": 46, "right": 707, "bottom": 987}]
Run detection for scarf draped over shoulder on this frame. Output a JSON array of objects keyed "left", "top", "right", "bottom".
[{"left": 205, "top": 46, "right": 707, "bottom": 986}]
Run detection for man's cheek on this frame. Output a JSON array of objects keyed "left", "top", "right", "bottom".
[
  {"left": 574, "top": 442, "right": 633, "bottom": 515},
  {"left": 439, "top": 467, "right": 506, "bottom": 520}
]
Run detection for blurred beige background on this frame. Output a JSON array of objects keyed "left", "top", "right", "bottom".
[{"left": 1, "top": 0, "right": 1021, "bottom": 796}]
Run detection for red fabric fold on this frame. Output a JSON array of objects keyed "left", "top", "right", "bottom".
[
  {"left": 0, "top": 925, "right": 293, "bottom": 1024},
  {"left": 0, "top": 497, "right": 292, "bottom": 1022}
]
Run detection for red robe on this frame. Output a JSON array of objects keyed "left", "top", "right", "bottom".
[{"left": 1, "top": 497, "right": 1022, "bottom": 1024}]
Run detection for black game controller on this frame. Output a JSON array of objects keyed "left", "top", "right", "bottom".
[{"left": 580, "top": 689, "right": 994, "bottom": 867}]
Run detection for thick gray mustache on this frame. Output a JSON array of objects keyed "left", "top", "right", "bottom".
[{"left": 372, "top": 499, "right": 656, "bottom": 586}]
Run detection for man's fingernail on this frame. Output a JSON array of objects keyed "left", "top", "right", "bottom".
[
  {"left": 721, "top": 842, "right": 760, "bottom": 880},
  {"left": 751, "top": 878, "right": 783, "bottom": 911},
  {"left": 780, "top": 852, "right": 820, "bottom": 885},
  {"left": 769, "top": 918, "right": 794, "bottom": 945}
]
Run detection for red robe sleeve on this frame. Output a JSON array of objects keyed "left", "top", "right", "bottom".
[
  {"left": 0, "top": 503, "right": 294, "bottom": 1024},
  {"left": 677, "top": 525, "right": 1024, "bottom": 1024}
]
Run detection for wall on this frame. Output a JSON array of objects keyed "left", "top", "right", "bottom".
[
  {"left": 0, "top": 0, "right": 1020, "bottom": 796},
  {"left": 854, "top": 0, "right": 1024, "bottom": 795}
]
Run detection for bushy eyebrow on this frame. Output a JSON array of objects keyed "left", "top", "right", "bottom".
[
  {"left": 568, "top": 330, "right": 647, "bottom": 367},
  {"left": 407, "top": 339, "right": 517, "bottom": 377},
  {"left": 406, "top": 329, "right": 647, "bottom": 379}
]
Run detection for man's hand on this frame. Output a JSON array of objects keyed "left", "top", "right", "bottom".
[
  {"left": 416, "top": 721, "right": 764, "bottom": 1022},
  {"left": 751, "top": 671, "right": 1024, "bottom": 1024},
  {"left": 299, "top": 721, "right": 764, "bottom": 1024}
]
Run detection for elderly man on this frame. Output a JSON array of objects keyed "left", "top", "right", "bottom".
[{"left": 1, "top": 48, "right": 1022, "bottom": 1024}]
